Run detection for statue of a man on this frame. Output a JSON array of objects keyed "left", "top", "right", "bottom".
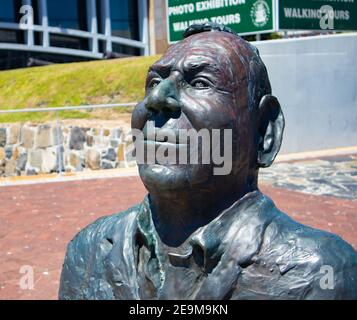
[{"left": 59, "top": 23, "right": 357, "bottom": 300}]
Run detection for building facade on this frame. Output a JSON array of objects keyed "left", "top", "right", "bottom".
[{"left": 0, "top": 0, "right": 169, "bottom": 70}]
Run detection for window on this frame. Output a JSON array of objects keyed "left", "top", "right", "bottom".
[
  {"left": 47, "top": 0, "right": 87, "bottom": 31},
  {"left": 0, "top": 0, "right": 24, "bottom": 44},
  {"left": 0, "top": 0, "right": 16, "bottom": 23},
  {"left": 47, "top": 0, "right": 88, "bottom": 50},
  {"left": 110, "top": 0, "right": 139, "bottom": 41}
]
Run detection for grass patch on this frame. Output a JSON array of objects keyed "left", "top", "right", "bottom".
[{"left": 0, "top": 55, "right": 160, "bottom": 123}]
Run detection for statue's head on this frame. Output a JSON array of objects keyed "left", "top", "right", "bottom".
[{"left": 132, "top": 23, "right": 284, "bottom": 196}]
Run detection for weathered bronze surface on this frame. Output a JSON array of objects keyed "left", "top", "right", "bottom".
[{"left": 59, "top": 23, "right": 357, "bottom": 300}]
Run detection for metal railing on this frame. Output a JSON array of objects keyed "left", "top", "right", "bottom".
[{"left": 0, "top": 102, "right": 137, "bottom": 114}]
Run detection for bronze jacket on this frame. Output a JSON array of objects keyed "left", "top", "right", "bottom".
[{"left": 59, "top": 191, "right": 357, "bottom": 299}]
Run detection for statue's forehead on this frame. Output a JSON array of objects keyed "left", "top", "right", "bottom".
[{"left": 156, "top": 33, "right": 243, "bottom": 73}]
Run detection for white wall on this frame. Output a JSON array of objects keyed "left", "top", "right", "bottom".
[{"left": 255, "top": 33, "right": 357, "bottom": 154}]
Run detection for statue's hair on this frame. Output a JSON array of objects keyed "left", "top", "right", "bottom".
[
  {"left": 183, "top": 22, "right": 271, "bottom": 112},
  {"left": 183, "top": 22, "right": 239, "bottom": 39}
]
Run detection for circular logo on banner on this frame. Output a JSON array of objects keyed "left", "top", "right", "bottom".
[{"left": 251, "top": 0, "right": 270, "bottom": 27}]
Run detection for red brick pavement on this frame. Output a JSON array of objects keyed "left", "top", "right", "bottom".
[{"left": 0, "top": 177, "right": 356, "bottom": 300}]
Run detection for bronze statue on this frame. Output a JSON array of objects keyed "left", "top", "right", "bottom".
[{"left": 59, "top": 23, "right": 357, "bottom": 300}]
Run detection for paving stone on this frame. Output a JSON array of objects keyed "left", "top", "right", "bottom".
[
  {"left": 5, "top": 147, "right": 12, "bottom": 159},
  {"left": 260, "top": 154, "right": 357, "bottom": 200},
  {"left": 91, "top": 128, "right": 101, "bottom": 136},
  {"left": 20, "top": 126, "right": 35, "bottom": 148},
  {"left": 103, "top": 148, "right": 116, "bottom": 161},
  {"left": 85, "top": 148, "right": 100, "bottom": 170},
  {"left": 117, "top": 143, "right": 125, "bottom": 161},
  {"left": 101, "top": 160, "right": 115, "bottom": 169},
  {"left": 0, "top": 159, "right": 5, "bottom": 176},
  {"left": 116, "top": 161, "right": 127, "bottom": 168},
  {"left": 69, "top": 127, "right": 86, "bottom": 150},
  {"left": 111, "top": 128, "right": 122, "bottom": 140},
  {"left": 28, "top": 149, "right": 42, "bottom": 171},
  {"left": 41, "top": 150, "right": 57, "bottom": 173},
  {"left": 35, "top": 124, "right": 53, "bottom": 148},
  {"left": 69, "top": 152, "right": 84, "bottom": 171},
  {"left": 26, "top": 168, "right": 38, "bottom": 175},
  {"left": 125, "top": 143, "right": 135, "bottom": 162},
  {"left": 16, "top": 152, "right": 27, "bottom": 171},
  {"left": 7, "top": 124, "right": 21, "bottom": 144},
  {"left": 0, "top": 128, "right": 6, "bottom": 147},
  {"left": 110, "top": 139, "right": 119, "bottom": 148},
  {"left": 86, "top": 135, "right": 94, "bottom": 147},
  {"left": 103, "top": 128, "right": 111, "bottom": 136},
  {"left": 28, "top": 149, "right": 57, "bottom": 173},
  {"left": 4, "top": 159, "right": 16, "bottom": 176},
  {"left": 12, "top": 147, "right": 20, "bottom": 160},
  {"left": 93, "top": 136, "right": 109, "bottom": 148},
  {"left": 69, "top": 152, "right": 77, "bottom": 167}
]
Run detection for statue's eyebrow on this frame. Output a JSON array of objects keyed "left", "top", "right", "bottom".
[
  {"left": 148, "top": 60, "right": 222, "bottom": 78},
  {"left": 183, "top": 61, "right": 221, "bottom": 76},
  {"left": 148, "top": 63, "right": 171, "bottom": 78}
]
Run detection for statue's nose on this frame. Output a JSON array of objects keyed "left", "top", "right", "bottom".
[{"left": 145, "top": 77, "right": 181, "bottom": 114}]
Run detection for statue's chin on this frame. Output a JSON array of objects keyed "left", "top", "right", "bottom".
[{"left": 138, "top": 163, "right": 211, "bottom": 192}]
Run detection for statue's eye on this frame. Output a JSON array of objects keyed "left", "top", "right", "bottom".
[
  {"left": 149, "top": 79, "right": 161, "bottom": 88},
  {"left": 190, "top": 78, "right": 210, "bottom": 89}
]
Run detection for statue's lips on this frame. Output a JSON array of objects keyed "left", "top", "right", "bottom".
[{"left": 142, "top": 126, "right": 188, "bottom": 145}]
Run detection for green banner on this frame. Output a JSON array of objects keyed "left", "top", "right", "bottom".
[
  {"left": 278, "top": 0, "right": 357, "bottom": 31},
  {"left": 166, "top": 0, "right": 275, "bottom": 42}
]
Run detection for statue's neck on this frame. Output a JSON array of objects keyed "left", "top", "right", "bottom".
[{"left": 148, "top": 179, "right": 257, "bottom": 247}]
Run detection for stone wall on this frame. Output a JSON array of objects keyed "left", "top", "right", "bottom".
[{"left": 0, "top": 120, "right": 135, "bottom": 177}]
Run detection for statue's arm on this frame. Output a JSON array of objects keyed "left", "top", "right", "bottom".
[
  {"left": 58, "top": 211, "right": 135, "bottom": 300},
  {"left": 310, "top": 236, "right": 357, "bottom": 300},
  {"left": 58, "top": 217, "right": 108, "bottom": 300},
  {"left": 58, "top": 232, "right": 90, "bottom": 300},
  {"left": 339, "top": 264, "right": 357, "bottom": 299}
]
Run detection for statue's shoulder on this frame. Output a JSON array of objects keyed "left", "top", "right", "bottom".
[
  {"left": 58, "top": 202, "right": 142, "bottom": 299},
  {"left": 262, "top": 207, "right": 357, "bottom": 299},
  {"left": 69, "top": 202, "right": 141, "bottom": 250}
]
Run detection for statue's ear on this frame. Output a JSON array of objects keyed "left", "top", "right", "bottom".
[{"left": 257, "top": 94, "right": 285, "bottom": 167}]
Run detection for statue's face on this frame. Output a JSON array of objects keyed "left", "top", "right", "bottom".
[{"left": 132, "top": 32, "right": 256, "bottom": 192}]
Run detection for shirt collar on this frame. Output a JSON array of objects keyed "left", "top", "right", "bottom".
[{"left": 136, "top": 190, "right": 277, "bottom": 273}]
